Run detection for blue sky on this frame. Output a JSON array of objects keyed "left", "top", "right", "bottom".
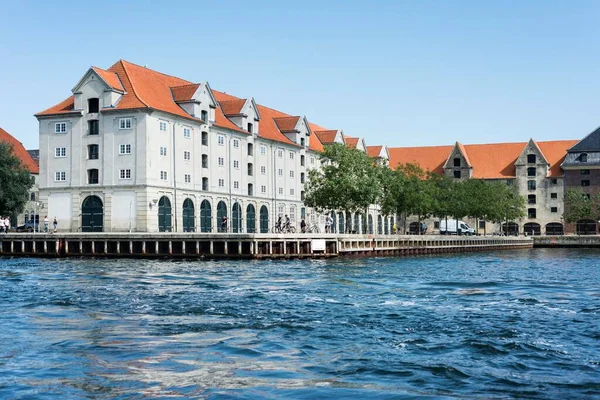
[{"left": 2, "top": 1, "right": 600, "bottom": 150}]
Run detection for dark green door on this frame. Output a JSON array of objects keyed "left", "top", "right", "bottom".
[
  {"left": 200, "top": 200, "right": 212, "bottom": 232},
  {"left": 217, "top": 201, "right": 227, "bottom": 232},
  {"left": 158, "top": 196, "right": 172, "bottom": 232},
  {"left": 384, "top": 217, "right": 389, "bottom": 235},
  {"left": 82, "top": 195, "right": 103, "bottom": 232},
  {"left": 259, "top": 206, "right": 269, "bottom": 233},
  {"left": 246, "top": 204, "right": 256, "bottom": 233},
  {"left": 182, "top": 198, "right": 195, "bottom": 232},
  {"left": 232, "top": 202, "right": 241, "bottom": 233},
  {"left": 378, "top": 215, "right": 383, "bottom": 234}
]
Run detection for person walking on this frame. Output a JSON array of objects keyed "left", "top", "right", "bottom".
[
  {"left": 44, "top": 216, "right": 49, "bottom": 233},
  {"left": 300, "top": 218, "right": 307, "bottom": 233},
  {"left": 221, "top": 215, "right": 228, "bottom": 232},
  {"left": 0, "top": 217, "right": 5, "bottom": 234},
  {"left": 325, "top": 215, "right": 333, "bottom": 233},
  {"left": 53, "top": 217, "right": 58, "bottom": 233},
  {"left": 4, "top": 217, "right": 10, "bottom": 233}
]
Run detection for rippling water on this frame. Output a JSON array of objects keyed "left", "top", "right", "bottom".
[{"left": 1, "top": 249, "right": 599, "bottom": 399}]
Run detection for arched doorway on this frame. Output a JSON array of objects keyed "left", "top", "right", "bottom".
[
  {"left": 82, "top": 195, "right": 103, "bottom": 232},
  {"left": 368, "top": 215, "right": 374, "bottom": 234},
  {"left": 378, "top": 215, "right": 383, "bottom": 234},
  {"left": 232, "top": 202, "right": 242, "bottom": 233},
  {"left": 523, "top": 223, "right": 541, "bottom": 236},
  {"left": 217, "top": 201, "right": 228, "bottom": 232},
  {"left": 545, "top": 223, "right": 563, "bottom": 235},
  {"left": 338, "top": 213, "right": 345, "bottom": 234},
  {"left": 182, "top": 198, "right": 195, "bottom": 232},
  {"left": 576, "top": 219, "right": 596, "bottom": 235},
  {"left": 246, "top": 204, "right": 256, "bottom": 233},
  {"left": 384, "top": 217, "right": 389, "bottom": 235},
  {"left": 259, "top": 205, "right": 269, "bottom": 233},
  {"left": 158, "top": 196, "right": 172, "bottom": 232},
  {"left": 501, "top": 222, "right": 519, "bottom": 236},
  {"left": 200, "top": 200, "right": 212, "bottom": 232}
]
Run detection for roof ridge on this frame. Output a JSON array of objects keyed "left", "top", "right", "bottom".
[
  {"left": 119, "top": 59, "right": 194, "bottom": 84},
  {"left": 170, "top": 82, "right": 200, "bottom": 89}
]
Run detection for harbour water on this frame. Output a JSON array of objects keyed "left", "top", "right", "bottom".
[{"left": 0, "top": 249, "right": 598, "bottom": 399}]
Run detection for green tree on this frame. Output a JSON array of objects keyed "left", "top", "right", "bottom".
[
  {"left": 305, "top": 143, "right": 381, "bottom": 220},
  {"left": 564, "top": 188, "right": 596, "bottom": 224},
  {"left": 0, "top": 142, "right": 34, "bottom": 217}
]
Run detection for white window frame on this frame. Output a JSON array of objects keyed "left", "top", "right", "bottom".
[
  {"left": 278, "top": 169, "right": 283, "bottom": 176},
  {"left": 290, "top": 188, "right": 294, "bottom": 195},
  {"left": 260, "top": 146, "right": 266, "bottom": 155},
  {"left": 278, "top": 187, "right": 283, "bottom": 195},
  {"left": 310, "top": 157, "right": 315, "bottom": 164},
  {"left": 218, "top": 157, "right": 224, "bottom": 166},
  {"left": 183, "top": 127, "right": 191, "bottom": 138},
  {"left": 233, "top": 139, "right": 239, "bottom": 148},
  {"left": 233, "top": 181, "right": 239, "bottom": 189},
  {"left": 160, "top": 146, "right": 167, "bottom": 156},
  {"left": 54, "top": 171, "right": 66, "bottom": 181},
  {"left": 160, "top": 171, "right": 168, "bottom": 180},
  {"left": 184, "top": 151, "right": 191, "bottom": 161},
  {"left": 217, "top": 135, "right": 225, "bottom": 145},
  {"left": 55, "top": 147, "right": 66, "bottom": 158},
  {"left": 218, "top": 178, "right": 225, "bottom": 187},
  {"left": 119, "top": 144, "right": 132, "bottom": 155},
  {"left": 55, "top": 122, "right": 67, "bottom": 134},
  {"left": 261, "top": 166, "right": 266, "bottom": 175},
  {"left": 261, "top": 185, "right": 267, "bottom": 193},
  {"left": 184, "top": 174, "right": 191, "bottom": 183},
  {"left": 159, "top": 121, "right": 168, "bottom": 131},
  {"left": 119, "top": 169, "right": 131, "bottom": 179},
  {"left": 233, "top": 160, "right": 239, "bottom": 169},
  {"left": 278, "top": 149, "right": 283, "bottom": 158},
  {"left": 119, "top": 118, "right": 132, "bottom": 130},
  {"left": 290, "top": 170, "right": 294, "bottom": 178},
  {"left": 289, "top": 152, "right": 295, "bottom": 160}
]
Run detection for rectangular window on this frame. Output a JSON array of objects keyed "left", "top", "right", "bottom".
[
  {"left": 201, "top": 110, "right": 208, "bottom": 122},
  {"left": 301, "top": 172, "right": 305, "bottom": 183},
  {"left": 310, "top": 157, "right": 315, "bottom": 164},
  {"left": 88, "top": 144, "right": 99, "bottom": 160},
  {"left": 201, "top": 131, "right": 208, "bottom": 146},
  {"left": 528, "top": 180, "right": 536, "bottom": 190},
  {"left": 119, "top": 144, "right": 132, "bottom": 155},
  {"left": 527, "top": 167, "right": 536, "bottom": 177},
  {"left": 218, "top": 135, "right": 224, "bottom": 145},
  {"left": 528, "top": 208, "right": 536, "bottom": 218},
  {"left": 580, "top": 153, "right": 588, "bottom": 163},
  {"left": 248, "top": 183, "right": 253, "bottom": 196},
  {"left": 160, "top": 146, "right": 167, "bottom": 156},
  {"left": 261, "top": 146, "right": 266, "bottom": 155},
  {"left": 160, "top": 121, "right": 168, "bottom": 131},
  {"left": 301, "top": 155, "right": 305, "bottom": 166},
  {"left": 88, "top": 98, "right": 99, "bottom": 113},
  {"left": 289, "top": 152, "right": 294, "bottom": 160},
  {"left": 184, "top": 174, "right": 191, "bottom": 183},
  {"left": 550, "top": 193, "right": 558, "bottom": 199},
  {"left": 527, "top": 154, "right": 536, "bottom": 164},
  {"left": 453, "top": 157, "right": 461, "bottom": 167},
  {"left": 233, "top": 160, "right": 239, "bottom": 169},
  {"left": 233, "top": 181, "right": 239, "bottom": 189},
  {"left": 453, "top": 170, "right": 461, "bottom": 179},
  {"left": 183, "top": 128, "right": 191, "bottom": 138},
  {"left": 479, "top": 220, "right": 486, "bottom": 229},
  {"left": 218, "top": 178, "right": 225, "bottom": 187},
  {"left": 233, "top": 139, "right": 239, "bottom": 148},
  {"left": 160, "top": 171, "right": 168, "bottom": 180},
  {"left": 87, "top": 169, "right": 99, "bottom": 184},
  {"left": 581, "top": 169, "right": 590, "bottom": 175},
  {"left": 550, "top": 178, "right": 558, "bottom": 185},
  {"left": 202, "top": 177, "right": 209, "bottom": 191},
  {"left": 248, "top": 163, "right": 253, "bottom": 176},
  {"left": 290, "top": 171, "right": 295, "bottom": 178},
  {"left": 278, "top": 169, "right": 283, "bottom": 176},
  {"left": 218, "top": 157, "right": 224, "bottom": 166},
  {"left": 184, "top": 151, "right": 191, "bottom": 161},
  {"left": 248, "top": 123, "right": 253, "bottom": 133},
  {"left": 278, "top": 149, "right": 283, "bottom": 158},
  {"left": 290, "top": 188, "right": 294, "bottom": 195},
  {"left": 89, "top": 120, "right": 99, "bottom": 135},
  {"left": 261, "top": 166, "right": 266, "bottom": 175},
  {"left": 119, "top": 169, "right": 131, "bottom": 179},
  {"left": 434, "top": 221, "right": 440, "bottom": 229},
  {"left": 55, "top": 171, "right": 66, "bottom": 181},
  {"left": 202, "top": 154, "right": 208, "bottom": 168},
  {"left": 55, "top": 122, "right": 67, "bottom": 133},
  {"left": 261, "top": 185, "right": 266, "bottom": 193},
  {"left": 55, "top": 147, "right": 66, "bottom": 157},
  {"left": 581, "top": 180, "right": 590, "bottom": 187},
  {"left": 119, "top": 118, "right": 132, "bottom": 129},
  {"left": 551, "top": 207, "right": 558, "bottom": 213},
  {"left": 278, "top": 187, "right": 283, "bottom": 195},
  {"left": 528, "top": 194, "right": 536, "bottom": 204}
]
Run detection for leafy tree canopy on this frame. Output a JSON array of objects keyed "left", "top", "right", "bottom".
[{"left": 0, "top": 142, "right": 34, "bottom": 217}]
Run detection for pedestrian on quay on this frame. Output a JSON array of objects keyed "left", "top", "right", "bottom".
[
  {"left": 4, "top": 217, "right": 10, "bottom": 233},
  {"left": 44, "top": 216, "right": 49, "bottom": 233},
  {"left": 0, "top": 217, "right": 5, "bottom": 234},
  {"left": 221, "top": 215, "right": 228, "bottom": 232},
  {"left": 325, "top": 215, "right": 333, "bottom": 233},
  {"left": 300, "top": 218, "right": 307, "bottom": 233},
  {"left": 53, "top": 216, "right": 58, "bottom": 233}
]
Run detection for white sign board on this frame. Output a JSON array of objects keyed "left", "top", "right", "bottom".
[{"left": 312, "top": 239, "right": 326, "bottom": 252}]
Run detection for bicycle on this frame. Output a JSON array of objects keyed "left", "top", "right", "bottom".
[
  {"left": 272, "top": 224, "right": 296, "bottom": 234},
  {"left": 304, "top": 224, "right": 319, "bottom": 233}
]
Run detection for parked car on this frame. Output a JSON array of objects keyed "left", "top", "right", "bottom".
[
  {"left": 408, "top": 221, "right": 428, "bottom": 235},
  {"left": 439, "top": 219, "right": 475, "bottom": 235},
  {"left": 15, "top": 221, "right": 40, "bottom": 233}
]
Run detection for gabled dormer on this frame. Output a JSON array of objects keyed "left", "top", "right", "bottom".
[
  {"left": 516, "top": 139, "right": 549, "bottom": 177},
  {"left": 367, "top": 145, "right": 390, "bottom": 166},
  {"left": 274, "top": 115, "right": 311, "bottom": 147},
  {"left": 72, "top": 67, "right": 125, "bottom": 114},
  {"left": 220, "top": 97, "right": 261, "bottom": 135},
  {"left": 443, "top": 142, "right": 472, "bottom": 179},
  {"left": 563, "top": 126, "right": 600, "bottom": 168},
  {"left": 314, "top": 129, "right": 345, "bottom": 145},
  {"left": 345, "top": 136, "right": 367, "bottom": 152},
  {"left": 171, "top": 81, "right": 216, "bottom": 123}
]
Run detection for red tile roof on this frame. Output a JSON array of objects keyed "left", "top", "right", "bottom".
[
  {"left": 0, "top": 127, "right": 39, "bottom": 174},
  {"left": 91, "top": 67, "right": 124, "bottom": 92},
  {"left": 538, "top": 140, "right": 579, "bottom": 177},
  {"left": 219, "top": 99, "right": 246, "bottom": 116},
  {"left": 313, "top": 130, "right": 338, "bottom": 144},
  {"left": 366, "top": 145, "right": 383, "bottom": 158},
  {"left": 456, "top": 142, "right": 472, "bottom": 167},
  {"left": 274, "top": 116, "right": 300, "bottom": 132},
  {"left": 35, "top": 96, "right": 76, "bottom": 116},
  {"left": 345, "top": 136, "right": 360, "bottom": 149},
  {"left": 462, "top": 142, "right": 525, "bottom": 178},
  {"left": 171, "top": 83, "right": 200, "bottom": 102},
  {"left": 388, "top": 145, "right": 454, "bottom": 174}
]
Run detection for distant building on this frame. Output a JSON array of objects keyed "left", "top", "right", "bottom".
[{"left": 562, "top": 126, "right": 600, "bottom": 234}]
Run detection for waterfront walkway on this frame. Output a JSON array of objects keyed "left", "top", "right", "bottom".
[{"left": 0, "top": 233, "right": 532, "bottom": 259}]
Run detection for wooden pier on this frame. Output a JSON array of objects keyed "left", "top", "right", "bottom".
[{"left": 0, "top": 233, "right": 532, "bottom": 259}]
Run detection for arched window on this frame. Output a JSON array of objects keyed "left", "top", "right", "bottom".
[
  {"left": 200, "top": 200, "right": 212, "bottom": 232},
  {"left": 82, "top": 195, "right": 104, "bottom": 232},
  {"left": 182, "top": 198, "right": 195, "bottom": 232},
  {"left": 246, "top": 204, "right": 256, "bottom": 233},
  {"left": 217, "top": 201, "right": 228, "bottom": 232},
  {"left": 158, "top": 196, "right": 172, "bottom": 232},
  {"left": 259, "top": 206, "right": 269, "bottom": 233}
]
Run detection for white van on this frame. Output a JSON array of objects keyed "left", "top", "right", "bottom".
[{"left": 439, "top": 219, "right": 475, "bottom": 235}]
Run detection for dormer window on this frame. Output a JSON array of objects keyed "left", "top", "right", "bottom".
[
  {"left": 301, "top": 138, "right": 305, "bottom": 146},
  {"left": 453, "top": 170, "right": 461, "bottom": 179},
  {"left": 89, "top": 120, "right": 99, "bottom": 135},
  {"left": 527, "top": 167, "right": 536, "bottom": 177},
  {"left": 527, "top": 154, "right": 536, "bottom": 164},
  {"left": 580, "top": 153, "right": 588, "bottom": 163},
  {"left": 453, "top": 157, "right": 461, "bottom": 167},
  {"left": 201, "top": 110, "right": 208, "bottom": 122},
  {"left": 248, "top": 122, "right": 253, "bottom": 133},
  {"left": 88, "top": 98, "right": 99, "bottom": 113}
]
